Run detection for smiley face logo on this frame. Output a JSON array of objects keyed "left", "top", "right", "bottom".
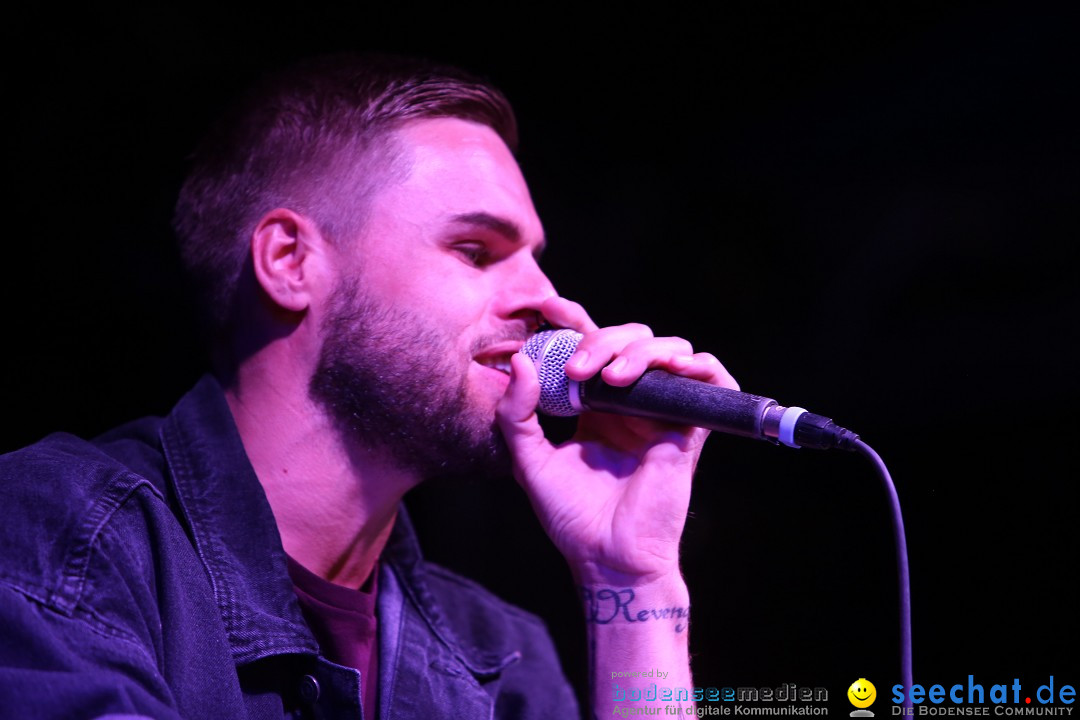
[{"left": 848, "top": 679, "right": 877, "bottom": 709}]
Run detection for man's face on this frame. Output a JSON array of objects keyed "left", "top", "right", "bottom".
[{"left": 309, "top": 118, "right": 553, "bottom": 479}]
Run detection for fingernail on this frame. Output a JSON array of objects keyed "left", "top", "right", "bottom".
[
  {"left": 570, "top": 350, "right": 589, "bottom": 368},
  {"left": 672, "top": 355, "right": 695, "bottom": 366},
  {"left": 609, "top": 357, "right": 628, "bottom": 373}
]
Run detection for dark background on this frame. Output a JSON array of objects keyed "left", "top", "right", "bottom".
[{"left": 5, "top": 3, "right": 1077, "bottom": 713}]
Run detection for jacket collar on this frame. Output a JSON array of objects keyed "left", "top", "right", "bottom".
[
  {"left": 381, "top": 508, "right": 523, "bottom": 677},
  {"left": 160, "top": 374, "right": 318, "bottom": 665}
]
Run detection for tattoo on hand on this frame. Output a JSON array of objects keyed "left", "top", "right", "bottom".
[{"left": 582, "top": 587, "right": 689, "bottom": 633}]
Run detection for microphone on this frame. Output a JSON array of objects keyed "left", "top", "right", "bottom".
[{"left": 521, "top": 329, "right": 859, "bottom": 451}]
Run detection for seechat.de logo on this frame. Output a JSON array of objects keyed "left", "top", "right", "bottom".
[{"left": 892, "top": 676, "right": 1075, "bottom": 716}]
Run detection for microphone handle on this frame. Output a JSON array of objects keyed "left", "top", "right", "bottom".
[
  {"left": 578, "top": 370, "right": 777, "bottom": 440},
  {"left": 578, "top": 371, "right": 859, "bottom": 450}
]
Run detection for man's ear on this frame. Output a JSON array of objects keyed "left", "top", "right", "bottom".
[{"left": 250, "top": 208, "right": 328, "bottom": 313}]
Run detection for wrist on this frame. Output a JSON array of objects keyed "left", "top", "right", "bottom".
[{"left": 573, "top": 562, "right": 686, "bottom": 592}]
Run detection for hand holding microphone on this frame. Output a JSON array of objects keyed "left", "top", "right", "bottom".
[
  {"left": 494, "top": 297, "right": 853, "bottom": 585},
  {"left": 494, "top": 299, "right": 725, "bottom": 581}
]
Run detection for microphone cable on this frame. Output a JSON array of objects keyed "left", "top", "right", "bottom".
[{"left": 851, "top": 439, "right": 913, "bottom": 710}]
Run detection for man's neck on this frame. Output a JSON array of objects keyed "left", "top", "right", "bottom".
[{"left": 224, "top": 369, "right": 420, "bottom": 589}]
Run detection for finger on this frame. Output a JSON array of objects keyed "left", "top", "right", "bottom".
[
  {"left": 598, "top": 336, "right": 695, "bottom": 387},
  {"left": 495, "top": 353, "right": 552, "bottom": 467},
  {"left": 539, "top": 296, "right": 599, "bottom": 333},
  {"left": 564, "top": 323, "right": 655, "bottom": 380},
  {"left": 665, "top": 352, "right": 740, "bottom": 390}
]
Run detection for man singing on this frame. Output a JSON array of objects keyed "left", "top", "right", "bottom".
[{"left": 0, "top": 54, "right": 737, "bottom": 718}]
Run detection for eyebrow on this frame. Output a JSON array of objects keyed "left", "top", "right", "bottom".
[{"left": 450, "top": 211, "right": 547, "bottom": 257}]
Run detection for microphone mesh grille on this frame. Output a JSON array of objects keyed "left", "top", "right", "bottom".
[{"left": 521, "top": 329, "right": 583, "bottom": 417}]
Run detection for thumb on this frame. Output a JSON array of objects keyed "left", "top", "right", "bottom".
[{"left": 495, "top": 352, "right": 551, "bottom": 471}]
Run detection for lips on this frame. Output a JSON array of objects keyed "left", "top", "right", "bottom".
[{"left": 473, "top": 342, "right": 524, "bottom": 376}]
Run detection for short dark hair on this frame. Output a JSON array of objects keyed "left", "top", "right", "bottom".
[{"left": 173, "top": 53, "right": 518, "bottom": 339}]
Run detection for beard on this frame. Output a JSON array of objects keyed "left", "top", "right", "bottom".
[{"left": 308, "top": 277, "right": 514, "bottom": 481}]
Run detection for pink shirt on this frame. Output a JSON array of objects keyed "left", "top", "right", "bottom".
[{"left": 287, "top": 556, "right": 379, "bottom": 717}]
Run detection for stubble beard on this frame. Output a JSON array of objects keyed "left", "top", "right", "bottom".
[{"left": 308, "top": 277, "right": 513, "bottom": 481}]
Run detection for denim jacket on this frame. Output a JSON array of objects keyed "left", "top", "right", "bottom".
[{"left": 0, "top": 375, "right": 579, "bottom": 719}]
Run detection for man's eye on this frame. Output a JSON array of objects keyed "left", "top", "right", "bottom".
[{"left": 454, "top": 244, "right": 490, "bottom": 266}]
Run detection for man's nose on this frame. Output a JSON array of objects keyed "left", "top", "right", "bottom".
[{"left": 498, "top": 253, "right": 556, "bottom": 328}]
